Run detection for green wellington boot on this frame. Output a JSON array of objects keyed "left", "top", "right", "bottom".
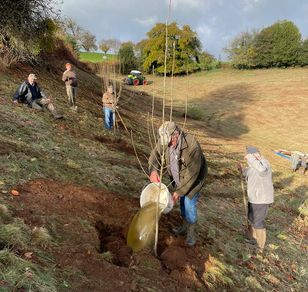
[
  {"left": 186, "top": 223, "right": 197, "bottom": 246},
  {"left": 172, "top": 219, "right": 188, "bottom": 235}
]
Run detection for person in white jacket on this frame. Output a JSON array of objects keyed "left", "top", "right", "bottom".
[{"left": 238, "top": 146, "right": 274, "bottom": 252}]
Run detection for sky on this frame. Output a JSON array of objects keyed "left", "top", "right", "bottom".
[{"left": 60, "top": 0, "right": 308, "bottom": 59}]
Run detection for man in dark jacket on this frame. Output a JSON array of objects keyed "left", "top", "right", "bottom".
[
  {"left": 13, "top": 74, "right": 62, "bottom": 119},
  {"left": 148, "top": 121, "right": 207, "bottom": 246}
]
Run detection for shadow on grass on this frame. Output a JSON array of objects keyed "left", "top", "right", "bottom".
[{"left": 187, "top": 83, "right": 255, "bottom": 139}]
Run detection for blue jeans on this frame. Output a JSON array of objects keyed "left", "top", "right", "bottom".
[
  {"left": 103, "top": 107, "right": 114, "bottom": 129},
  {"left": 180, "top": 192, "right": 201, "bottom": 224}
]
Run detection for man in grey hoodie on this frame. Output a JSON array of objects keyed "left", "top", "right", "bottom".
[{"left": 238, "top": 146, "right": 274, "bottom": 252}]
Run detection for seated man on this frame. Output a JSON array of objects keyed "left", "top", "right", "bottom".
[
  {"left": 291, "top": 153, "right": 307, "bottom": 175},
  {"left": 13, "top": 73, "right": 62, "bottom": 119}
]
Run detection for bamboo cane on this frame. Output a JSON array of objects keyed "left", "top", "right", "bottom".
[{"left": 240, "top": 172, "right": 249, "bottom": 228}]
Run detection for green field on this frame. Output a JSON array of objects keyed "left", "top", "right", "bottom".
[{"left": 79, "top": 51, "right": 117, "bottom": 63}]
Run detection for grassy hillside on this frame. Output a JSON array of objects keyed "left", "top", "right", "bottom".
[
  {"left": 79, "top": 52, "right": 117, "bottom": 63},
  {"left": 0, "top": 63, "right": 307, "bottom": 291}
]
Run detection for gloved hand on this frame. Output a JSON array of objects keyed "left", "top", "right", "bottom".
[{"left": 149, "top": 171, "right": 160, "bottom": 183}]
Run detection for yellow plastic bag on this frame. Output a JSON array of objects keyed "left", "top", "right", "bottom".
[{"left": 127, "top": 202, "right": 163, "bottom": 252}]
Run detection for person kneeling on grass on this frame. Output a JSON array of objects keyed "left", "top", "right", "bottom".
[
  {"left": 148, "top": 121, "right": 207, "bottom": 246},
  {"left": 238, "top": 146, "right": 274, "bottom": 253},
  {"left": 13, "top": 73, "right": 63, "bottom": 119}
]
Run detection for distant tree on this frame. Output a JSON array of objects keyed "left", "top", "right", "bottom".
[
  {"left": 225, "top": 31, "right": 258, "bottom": 69},
  {"left": 198, "top": 51, "right": 218, "bottom": 70},
  {"left": 298, "top": 39, "right": 308, "bottom": 66},
  {"left": 80, "top": 31, "right": 97, "bottom": 52},
  {"left": 254, "top": 20, "right": 301, "bottom": 67},
  {"left": 61, "top": 17, "right": 97, "bottom": 52},
  {"left": 118, "top": 42, "right": 137, "bottom": 74},
  {"left": 99, "top": 41, "right": 110, "bottom": 54},
  {"left": 105, "top": 38, "right": 121, "bottom": 54},
  {"left": 142, "top": 22, "right": 202, "bottom": 74},
  {"left": 63, "top": 17, "right": 82, "bottom": 40},
  {"left": 135, "top": 39, "right": 147, "bottom": 70},
  {"left": 225, "top": 20, "right": 302, "bottom": 69},
  {"left": 60, "top": 17, "right": 82, "bottom": 53}
]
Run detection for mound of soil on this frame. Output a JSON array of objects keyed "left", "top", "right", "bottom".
[{"left": 9, "top": 179, "right": 209, "bottom": 291}]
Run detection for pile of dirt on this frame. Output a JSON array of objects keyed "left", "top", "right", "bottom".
[{"left": 8, "top": 179, "right": 210, "bottom": 291}]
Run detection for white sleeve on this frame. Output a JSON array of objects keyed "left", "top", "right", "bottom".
[{"left": 247, "top": 156, "right": 269, "bottom": 175}]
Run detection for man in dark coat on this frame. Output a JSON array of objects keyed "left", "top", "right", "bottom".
[
  {"left": 148, "top": 121, "right": 207, "bottom": 246},
  {"left": 13, "top": 73, "right": 62, "bottom": 119}
]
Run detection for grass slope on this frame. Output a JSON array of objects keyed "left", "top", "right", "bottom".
[{"left": 0, "top": 64, "right": 307, "bottom": 291}]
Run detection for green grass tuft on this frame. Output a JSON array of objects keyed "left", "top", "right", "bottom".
[
  {"left": 245, "top": 276, "right": 264, "bottom": 291},
  {"left": 31, "top": 227, "right": 52, "bottom": 247},
  {"left": 0, "top": 249, "right": 57, "bottom": 291},
  {"left": 186, "top": 105, "right": 204, "bottom": 120},
  {"left": 202, "top": 255, "right": 234, "bottom": 290},
  {"left": 100, "top": 251, "right": 113, "bottom": 263},
  {"left": 0, "top": 219, "right": 30, "bottom": 249},
  {"left": 0, "top": 203, "right": 10, "bottom": 220}
]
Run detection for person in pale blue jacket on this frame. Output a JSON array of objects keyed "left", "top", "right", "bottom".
[{"left": 238, "top": 146, "right": 274, "bottom": 252}]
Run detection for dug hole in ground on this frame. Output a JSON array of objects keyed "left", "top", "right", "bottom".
[{"left": 10, "top": 179, "right": 210, "bottom": 290}]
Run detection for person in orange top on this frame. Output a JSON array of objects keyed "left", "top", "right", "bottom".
[{"left": 62, "top": 63, "right": 78, "bottom": 111}]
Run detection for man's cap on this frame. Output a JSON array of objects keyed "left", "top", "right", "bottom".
[
  {"left": 246, "top": 146, "right": 259, "bottom": 154},
  {"left": 159, "top": 121, "right": 179, "bottom": 146},
  {"left": 28, "top": 73, "right": 37, "bottom": 79}
]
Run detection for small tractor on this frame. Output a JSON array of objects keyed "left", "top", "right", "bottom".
[{"left": 125, "top": 70, "right": 147, "bottom": 86}]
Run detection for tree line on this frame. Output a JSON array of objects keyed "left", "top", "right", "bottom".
[
  {"left": 225, "top": 20, "right": 308, "bottom": 69},
  {"left": 99, "top": 22, "right": 220, "bottom": 75}
]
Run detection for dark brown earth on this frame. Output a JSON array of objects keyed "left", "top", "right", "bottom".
[{"left": 10, "top": 179, "right": 210, "bottom": 291}]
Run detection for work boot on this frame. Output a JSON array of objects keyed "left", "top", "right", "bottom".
[
  {"left": 53, "top": 113, "right": 63, "bottom": 119},
  {"left": 186, "top": 223, "right": 197, "bottom": 246},
  {"left": 51, "top": 111, "right": 63, "bottom": 119},
  {"left": 255, "top": 228, "right": 266, "bottom": 253},
  {"left": 172, "top": 220, "right": 188, "bottom": 235},
  {"left": 244, "top": 225, "right": 257, "bottom": 245}
]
